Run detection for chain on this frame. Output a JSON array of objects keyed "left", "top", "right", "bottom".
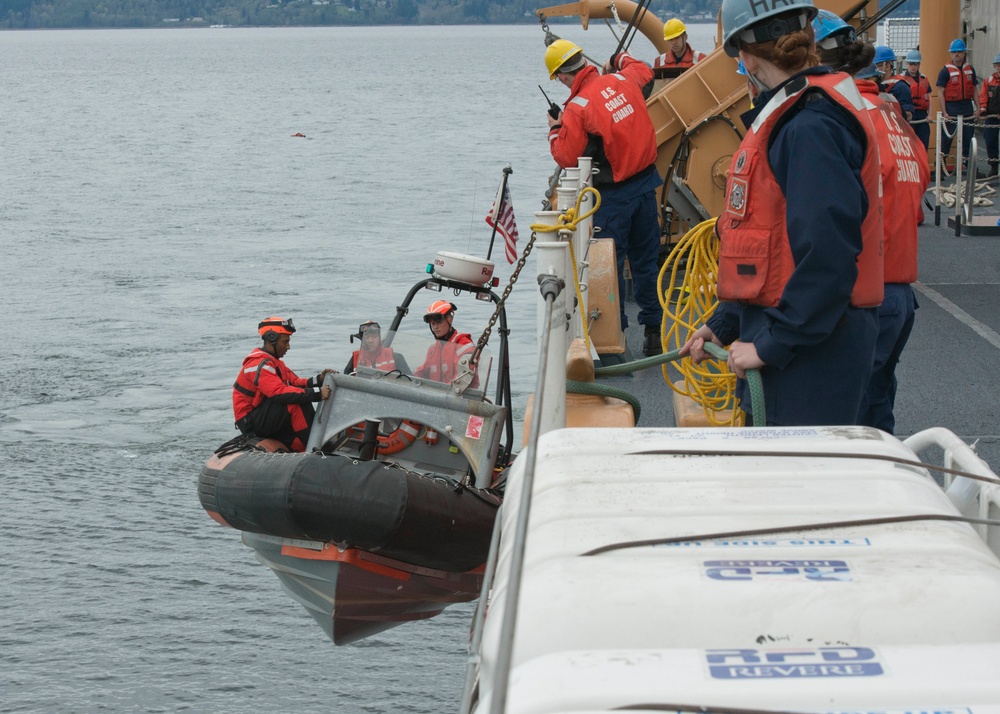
[
  {"left": 538, "top": 13, "right": 557, "bottom": 46},
  {"left": 608, "top": 0, "right": 625, "bottom": 36},
  {"left": 471, "top": 232, "right": 539, "bottom": 365}
]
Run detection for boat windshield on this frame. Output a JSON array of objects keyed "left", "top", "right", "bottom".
[{"left": 351, "top": 329, "right": 492, "bottom": 394}]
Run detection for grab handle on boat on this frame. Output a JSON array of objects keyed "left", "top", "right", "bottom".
[{"left": 358, "top": 419, "right": 381, "bottom": 461}]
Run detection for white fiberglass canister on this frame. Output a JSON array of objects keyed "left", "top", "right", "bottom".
[
  {"left": 432, "top": 251, "right": 494, "bottom": 286},
  {"left": 472, "top": 426, "right": 1000, "bottom": 713}
]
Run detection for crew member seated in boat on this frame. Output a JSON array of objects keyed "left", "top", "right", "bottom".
[
  {"left": 232, "top": 316, "right": 333, "bottom": 452},
  {"left": 414, "top": 300, "right": 477, "bottom": 385},
  {"left": 652, "top": 18, "right": 706, "bottom": 83},
  {"left": 681, "top": 0, "right": 882, "bottom": 427},
  {"left": 343, "top": 320, "right": 410, "bottom": 374},
  {"left": 544, "top": 39, "right": 665, "bottom": 356}
]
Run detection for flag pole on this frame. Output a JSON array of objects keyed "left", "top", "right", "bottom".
[{"left": 486, "top": 165, "right": 513, "bottom": 262}]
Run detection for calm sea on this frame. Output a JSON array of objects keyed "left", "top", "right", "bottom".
[{"left": 0, "top": 23, "right": 717, "bottom": 713}]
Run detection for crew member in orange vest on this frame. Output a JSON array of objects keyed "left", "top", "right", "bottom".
[
  {"left": 344, "top": 320, "right": 410, "bottom": 374},
  {"left": 414, "top": 300, "right": 478, "bottom": 386},
  {"left": 901, "top": 49, "right": 932, "bottom": 148},
  {"left": 232, "top": 316, "right": 333, "bottom": 452},
  {"left": 936, "top": 38, "right": 981, "bottom": 170},
  {"left": 853, "top": 62, "right": 930, "bottom": 432},
  {"left": 653, "top": 18, "right": 707, "bottom": 81},
  {"left": 682, "top": 0, "right": 882, "bottom": 427},
  {"left": 979, "top": 53, "right": 1000, "bottom": 178}
]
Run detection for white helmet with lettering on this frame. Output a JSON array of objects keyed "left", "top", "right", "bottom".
[{"left": 721, "top": 0, "right": 818, "bottom": 58}]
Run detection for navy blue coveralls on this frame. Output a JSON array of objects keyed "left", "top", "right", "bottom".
[{"left": 706, "top": 66, "right": 879, "bottom": 427}]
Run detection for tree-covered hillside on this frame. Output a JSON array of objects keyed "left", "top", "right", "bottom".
[
  {"left": 0, "top": 0, "right": 920, "bottom": 29},
  {"left": 2, "top": 0, "right": 724, "bottom": 28}
]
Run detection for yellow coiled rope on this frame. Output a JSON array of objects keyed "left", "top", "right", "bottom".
[
  {"left": 657, "top": 218, "right": 744, "bottom": 426},
  {"left": 529, "top": 186, "right": 602, "bottom": 350}
]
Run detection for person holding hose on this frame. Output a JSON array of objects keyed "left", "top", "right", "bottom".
[{"left": 681, "top": 0, "right": 883, "bottom": 427}]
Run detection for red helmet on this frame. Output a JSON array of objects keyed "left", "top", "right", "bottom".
[
  {"left": 424, "top": 300, "right": 456, "bottom": 323},
  {"left": 258, "top": 316, "right": 295, "bottom": 343}
]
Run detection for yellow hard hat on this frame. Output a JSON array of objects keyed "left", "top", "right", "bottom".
[
  {"left": 544, "top": 39, "right": 583, "bottom": 80},
  {"left": 663, "top": 18, "right": 687, "bottom": 41}
]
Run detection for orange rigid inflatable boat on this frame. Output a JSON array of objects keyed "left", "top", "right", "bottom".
[{"left": 199, "top": 253, "right": 516, "bottom": 645}]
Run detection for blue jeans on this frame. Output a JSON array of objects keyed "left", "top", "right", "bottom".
[
  {"left": 858, "top": 283, "right": 917, "bottom": 433},
  {"left": 594, "top": 188, "right": 664, "bottom": 329}
]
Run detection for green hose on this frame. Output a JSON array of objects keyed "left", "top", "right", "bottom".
[{"left": 569, "top": 343, "right": 766, "bottom": 426}]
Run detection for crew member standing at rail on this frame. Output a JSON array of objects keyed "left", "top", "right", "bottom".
[
  {"left": 232, "top": 316, "right": 333, "bottom": 452},
  {"left": 901, "top": 50, "right": 932, "bottom": 148},
  {"left": 814, "top": 12, "right": 929, "bottom": 433},
  {"left": 653, "top": 18, "right": 707, "bottom": 84},
  {"left": 875, "top": 46, "right": 914, "bottom": 121},
  {"left": 681, "top": 0, "right": 883, "bottom": 427},
  {"left": 937, "top": 38, "right": 980, "bottom": 171},
  {"left": 545, "top": 39, "right": 665, "bottom": 356},
  {"left": 979, "top": 53, "right": 1000, "bottom": 179}
]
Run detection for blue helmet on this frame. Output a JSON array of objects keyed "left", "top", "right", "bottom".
[
  {"left": 993, "top": 53, "right": 1000, "bottom": 65},
  {"left": 949, "top": 39, "right": 967, "bottom": 52},
  {"left": 873, "top": 45, "right": 896, "bottom": 64},
  {"left": 720, "top": 0, "right": 818, "bottom": 58},
  {"left": 856, "top": 62, "right": 880, "bottom": 80},
  {"left": 904, "top": 50, "right": 921, "bottom": 63},
  {"left": 812, "top": 9, "right": 855, "bottom": 49}
]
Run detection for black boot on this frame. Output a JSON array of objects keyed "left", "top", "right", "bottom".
[{"left": 643, "top": 326, "right": 662, "bottom": 356}]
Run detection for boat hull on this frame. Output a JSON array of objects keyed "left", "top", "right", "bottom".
[
  {"left": 198, "top": 445, "right": 501, "bottom": 643},
  {"left": 245, "top": 533, "right": 484, "bottom": 645}
]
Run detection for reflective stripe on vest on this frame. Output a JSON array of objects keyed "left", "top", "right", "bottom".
[
  {"left": 232, "top": 351, "right": 277, "bottom": 420},
  {"left": 862, "top": 93, "right": 928, "bottom": 283},
  {"left": 943, "top": 63, "right": 976, "bottom": 102},
  {"left": 353, "top": 346, "right": 396, "bottom": 371},
  {"left": 653, "top": 45, "right": 704, "bottom": 70},
  {"left": 901, "top": 73, "right": 931, "bottom": 111}
]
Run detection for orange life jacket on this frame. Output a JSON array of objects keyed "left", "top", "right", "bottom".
[
  {"left": 652, "top": 44, "right": 706, "bottom": 71},
  {"left": 415, "top": 331, "right": 475, "bottom": 384},
  {"left": 232, "top": 348, "right": 308, "bottom": 421},
  {"left": 942, "top": 63, "right": 976, "bottom": 102},
  {"left": 718, "top": 72, "right": 884, "bottom": 308},
  {"left": 352, "top": 346, "right": 396, "bottom": 372},
  {"left": 859, "top": 80, "right": 929, "bottom": 283},
  {"left": 980, "top": 73, "right": 1000, "bottom": 115},
  {"left": 901, "top": 72, "right": 931, "bottom": 111}
]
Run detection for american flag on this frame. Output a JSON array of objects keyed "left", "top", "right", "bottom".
[{"left": 485, "top": 181, "right": 519, "bottom": 265}]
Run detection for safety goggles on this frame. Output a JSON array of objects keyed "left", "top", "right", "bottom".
[
  {"left": 359, "top": 322, "right": 381, "bottom": 334},
  {"left": 424, "top": 313, "right": 448, "bottom": 324}
]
